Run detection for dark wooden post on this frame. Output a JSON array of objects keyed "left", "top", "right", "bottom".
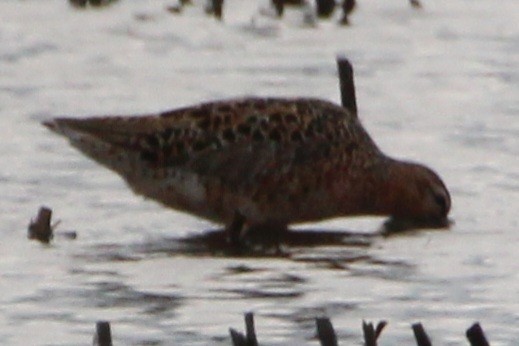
[
  {"left": 466, "top": 323, "right": 490, "bottom": 346},
  {"left": 339, "top": 0, "right": 356, "bottom": 25},
  {"left": 213, "top": 0, "right": 224, "bottom": 20},
  {"left": 272, "top": 0, "right": 284, "bottom": 17},
  {"left": 244, "top": 312, "right": 258, "bottom": 346},
  {"left": 412, "top": 323, "right": 432, "bottom": 346},
  {"left": 316, "top": 317, "right": 338, "bottom": 346},
  {"left": 316, "top": 0, "right": 336, "bottom": 18},
  {"left": 410, "top": 0, "right": 422, "bottom": 9},
  {"left": 229, "top": 312, "right": 258, "bottom": 346},
  {"left": 362, "top": 320, "right": 387, "bottom": 346},
  {"left": 94, "top": 321, "right": 112, "bottom": 346},
  {"left": 230, "top": 329, "right": 247, "bottom": 346},
  {"left": 69, "top": 0, "right": 88, "bottom": 7}
]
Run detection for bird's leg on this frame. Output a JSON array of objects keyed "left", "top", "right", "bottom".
[
  {"left": 225, "top": 212, "right": 289, "bottom": 252},
  {"left": 226, "top": 210, "right": 247, "bottom": 248},
  {"left": 246, "top": 221, "right": 289, "bottom": 252}
]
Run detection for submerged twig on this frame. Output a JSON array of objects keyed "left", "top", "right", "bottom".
[
  {"left": 28, "top": 206, "right": 54, "bottom": 243},
  {"left": 69, "top": 0, "right": 119, "bottom": 8}
]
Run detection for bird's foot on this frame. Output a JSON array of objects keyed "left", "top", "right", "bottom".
[{"left": 225, "top": 213, "right": 288, "bottom": 255}]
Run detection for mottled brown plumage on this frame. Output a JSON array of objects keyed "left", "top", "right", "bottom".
[{"left": 44, "top": 96, "right": 451, "bottom": 238}]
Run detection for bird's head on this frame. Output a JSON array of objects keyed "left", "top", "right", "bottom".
[{"left": 383, "top": 161, "right": 451, "bottom": 233}]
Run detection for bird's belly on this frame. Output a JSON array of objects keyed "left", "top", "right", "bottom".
[
  {"left": 126, "top": 170, "right": 226, "bottom": 223},
  {"left": 125, "top": 168, "right": 341, "bottom": 227}
]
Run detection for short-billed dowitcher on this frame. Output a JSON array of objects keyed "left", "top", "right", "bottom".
[{"left": 44, "top": 59, "right": 450, "bottom": 244}]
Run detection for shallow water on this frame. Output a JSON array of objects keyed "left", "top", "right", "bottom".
[{"left": 1, "top": 0, "right": 518, "bottom": 344}]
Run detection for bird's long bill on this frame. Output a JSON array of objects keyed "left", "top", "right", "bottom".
[{"left": 381, "top": 215, "right": 453, "bottom": 235}]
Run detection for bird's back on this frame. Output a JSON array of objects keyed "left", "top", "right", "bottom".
[{"left": 44, "top": 97, "right": 383, "bottom": 225}]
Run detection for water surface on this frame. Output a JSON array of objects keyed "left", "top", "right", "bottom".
[{"left": 1, "top": 0, "right": 518, "bottom": 344}]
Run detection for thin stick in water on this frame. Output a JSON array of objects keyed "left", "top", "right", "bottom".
[
  {"left": 28, "top": 206, "right": 53, "bottom": 243},
  {"left": 336, "top": 56, "right": 358, "bottom": 115}
]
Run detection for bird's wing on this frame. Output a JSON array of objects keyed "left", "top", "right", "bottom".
[{"left": 44, "top": 97, "right": 367, "bottom": 188}]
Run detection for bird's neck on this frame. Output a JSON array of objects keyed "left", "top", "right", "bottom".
[
  {"left": 372, "top": 159, "right": 421, "bottom": 218},
  {"left": 342, "top": 158, "right": 416, "bottom": 218}
]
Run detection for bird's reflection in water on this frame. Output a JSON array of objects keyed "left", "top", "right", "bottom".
[
  {"left": 79, "top": 216, "right": 449, "bottom": 268},
  {"left": 135, "top": 227, "right": 375, "bottom": 259}
]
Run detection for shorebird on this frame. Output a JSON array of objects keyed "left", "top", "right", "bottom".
[{"left": 44, "top": 58, "right": 450, "bottom": 245}]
